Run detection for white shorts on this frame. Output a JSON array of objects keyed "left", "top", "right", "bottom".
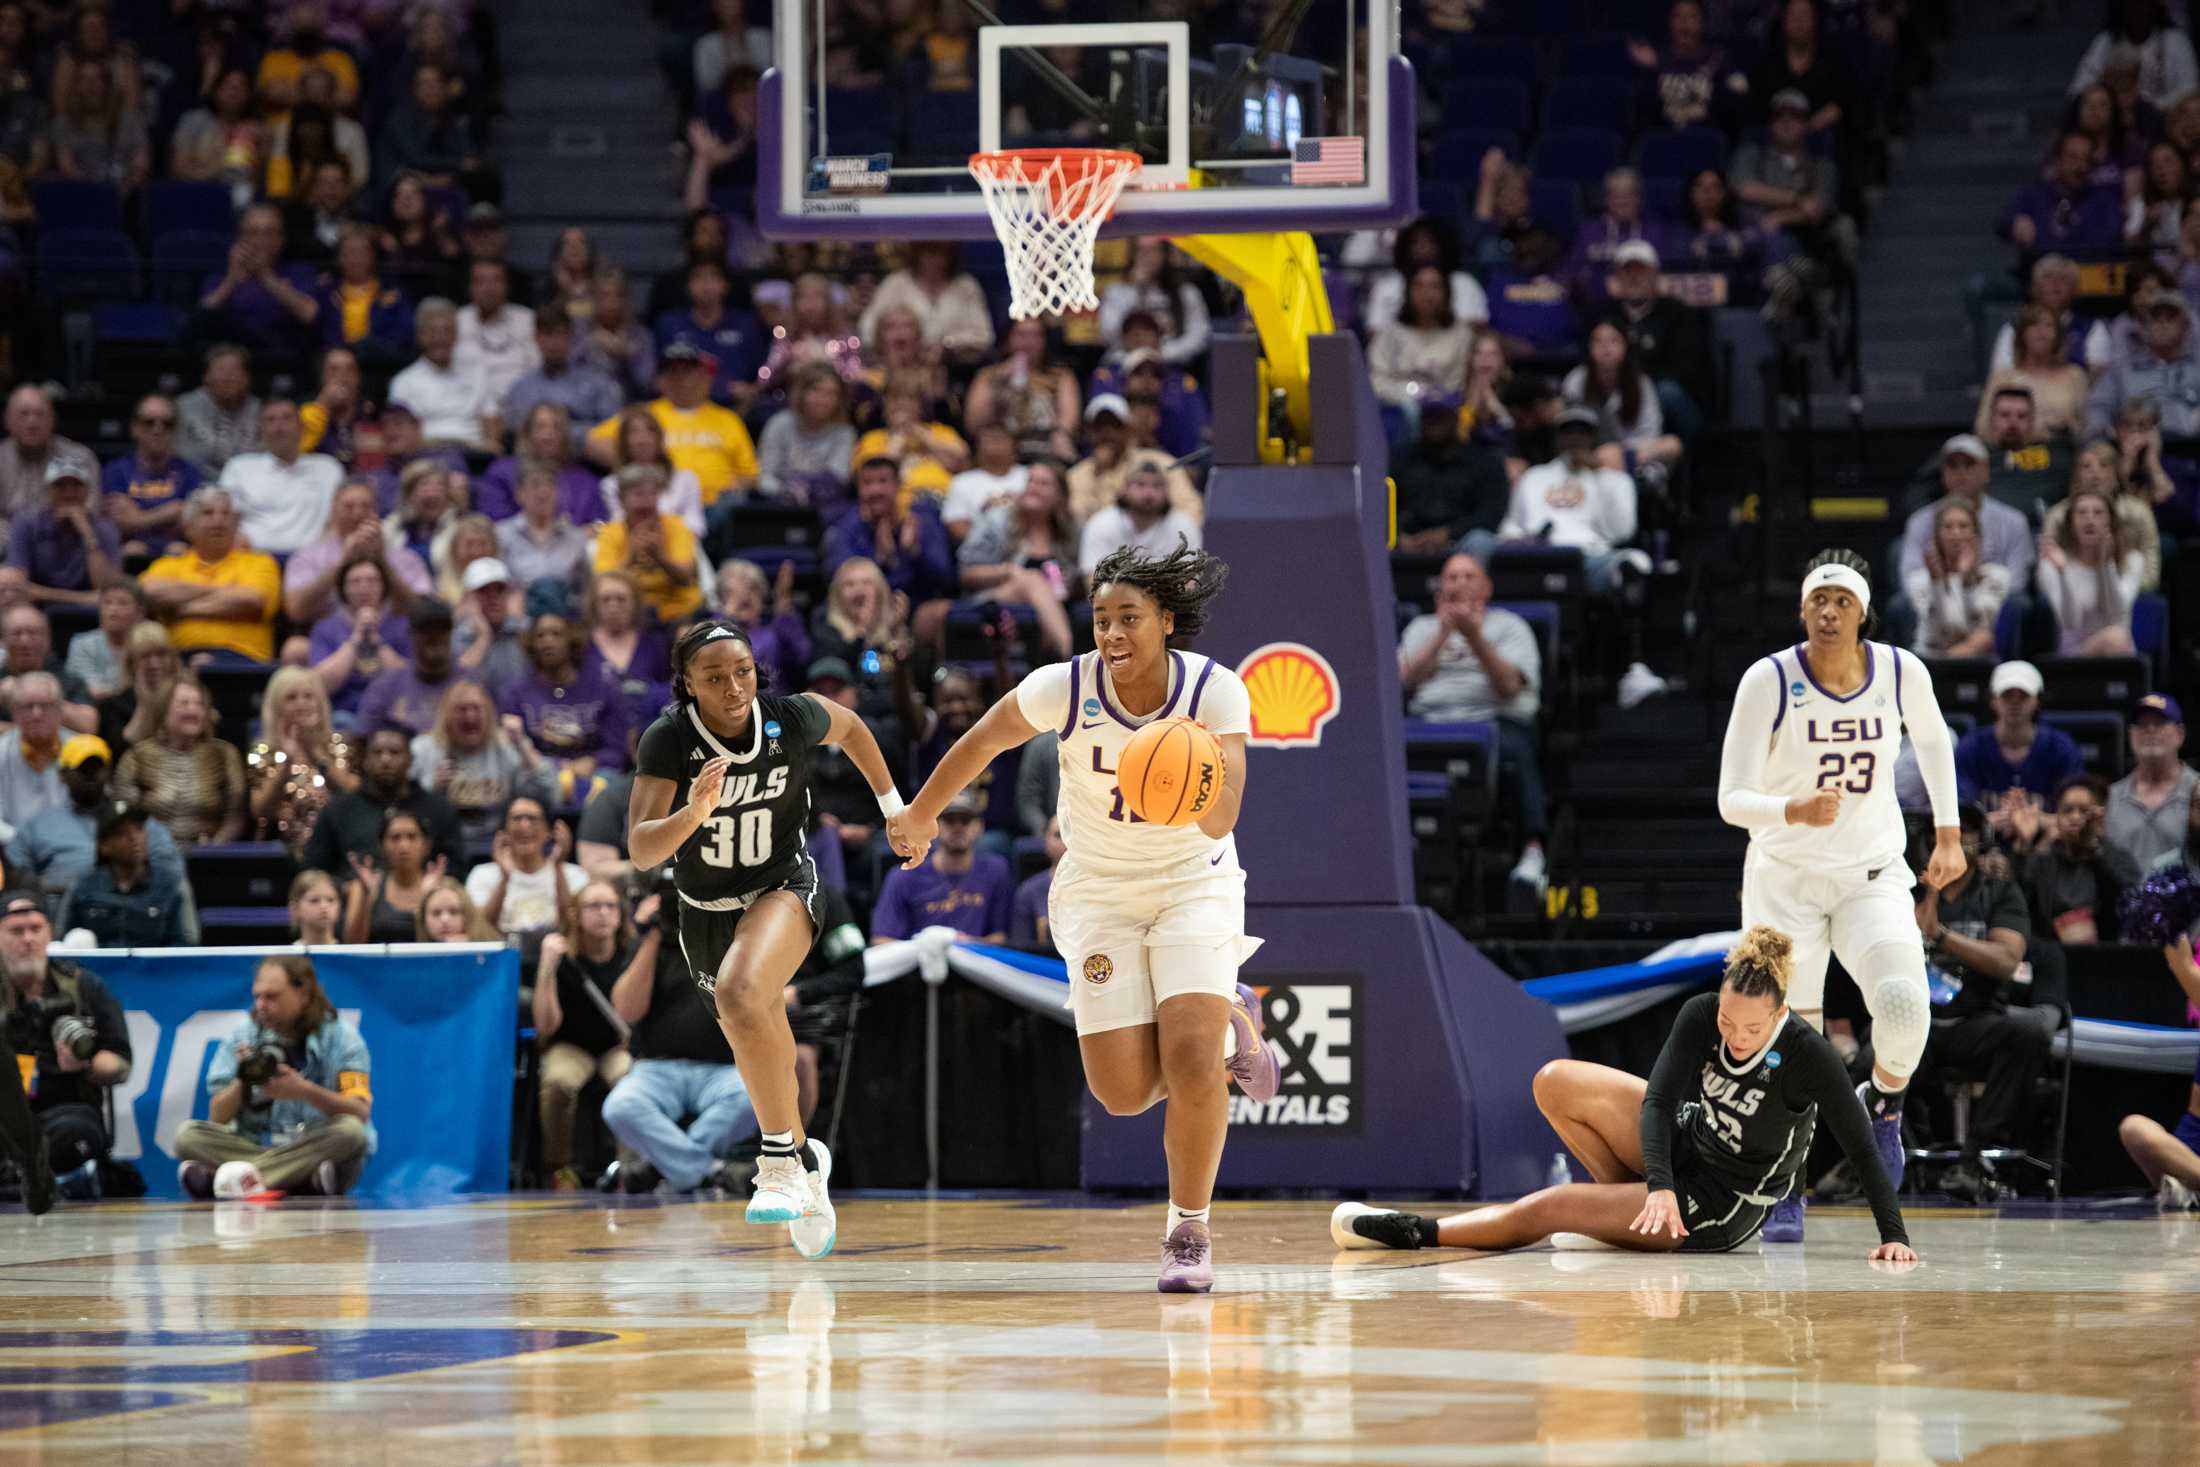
[
  {"left": 1049, "top": 856, "right": 1264, "bottom": 1036},
  {"left": 1741, "top": 846, "right": 1920, "bottom": 1012}
]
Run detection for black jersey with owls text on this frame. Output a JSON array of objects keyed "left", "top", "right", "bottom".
[
  {"left": 1639, "top": 993, "right": 1908, "bottom": 1246},
  {"left": 634, "top": 693, "right": 834, "bottom": 905}
]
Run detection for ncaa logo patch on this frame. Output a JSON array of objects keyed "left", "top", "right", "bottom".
[
  {"left": 1790, "top": 681, "right": 1806, "bottom": 698},
  {"left": 1082, "top": 697, "right": 1102, "bottom": 717},
  {"left": 1082, "top": 954, "right": 1114, "bottom": 985},
  {"left": 1765, "top": 1050, "right": 1782, "bottom": 1070},
  {"left": 1237, "top": 642, "right": 1341, "bottom": 749},
  {"left": 764, "top": 720, "right": 781, "bottom": 738}
]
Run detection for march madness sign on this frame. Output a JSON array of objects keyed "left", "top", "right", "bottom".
[{"left": 1232, "top": 979, "right": 1360, "bottom": 1131}]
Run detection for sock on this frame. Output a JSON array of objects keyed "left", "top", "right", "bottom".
[
  {"left": 1860, "top": 1080, "right": 1906, "bottom": 1120},
  {"left": 1167, "top": 1202, "right": 1210, "bottom": 1235},
  {"left": 761, "top": 1128, "right": 798, "bottom": 1157}
]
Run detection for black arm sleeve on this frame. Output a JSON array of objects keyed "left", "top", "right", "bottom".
[
  {"left": 1796, "top": 1032, "right": 1910, "bottom": 1246},
  {"left": 1639, "top": 993, "right": 1718, "bottom": 1195}
]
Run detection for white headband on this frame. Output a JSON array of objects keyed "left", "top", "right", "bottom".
[{"left": 1800, "top": 563, "right": 1871, "bottom": 613}]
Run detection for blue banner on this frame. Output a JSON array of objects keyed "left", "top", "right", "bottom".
[{"left": 70, "top": 944, "right": 518, "bottom": 1201}]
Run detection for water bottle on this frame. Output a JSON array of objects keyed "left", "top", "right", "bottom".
[{"left": 1546, "top": 1153, "right": 1572, "bottom": 1189}]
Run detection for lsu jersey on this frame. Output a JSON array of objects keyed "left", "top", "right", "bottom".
[
  {"left": 1013, "top": 650, "right": 1252, "bottom": 878},
  {"left": 1742, "top": 640, "right": 1930, "bottom": 872}
]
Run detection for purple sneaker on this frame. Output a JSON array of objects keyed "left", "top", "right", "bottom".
[
  {"left": 1226, "top": 984, "right": 1281, "bottom": 1102},
  {"left": 1859, "top": 1083, "right": 1906, "bottom": 1191},
  {"left": 1157, "top": 1221, "right": 1214, "bottom": 1293},
  {"left": 1761, "top": 1195, "right": 1804, "bottom": 1243}
]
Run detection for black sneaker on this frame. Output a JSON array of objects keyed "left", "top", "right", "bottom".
[
  {"left": 604, "top": 1159, "right": 660, "bottom": 1195},
  {"left": 1329, "top": 1202, "right": 1431, "bottom": 1250},
  {"left": 23, "top": 1148, "right": 55, "bottom": 1216},
  {"left": 177, "top": 1161, "right": 215, "bottom": 1201}
]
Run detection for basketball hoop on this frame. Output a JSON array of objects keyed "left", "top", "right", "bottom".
[{"left": 968, "top": 148, "right": 1142, "bottom": 320}]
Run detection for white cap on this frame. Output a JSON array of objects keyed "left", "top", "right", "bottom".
[
  {"left": 461, "top": 557, "right": 513, "bottom": 592},
  {"left": 1085, "top": 393, "right": 1131, "bottom": 423},
  {"left": 1939, "top": 433, "right": 1989, "bottom": 464},
  {"left": 1990, "top": 660, "right": 2043, "bottom": 697},
  {"left": 213, "top": 1160, "right": 268, "bottom": 1200},
  {"left": 1800, "top": 561, "right": 1871, "bottom": 613},
  {"left": 1614, "top": 240, "right": 1660, "bottom": 270}
]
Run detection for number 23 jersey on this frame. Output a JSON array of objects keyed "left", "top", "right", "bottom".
[
  {"left": 1729, "top": 640, "right": 1928, "bottom": 872},
  {"left": 635, "top": 693, "right": 833, "bottom": 903}
]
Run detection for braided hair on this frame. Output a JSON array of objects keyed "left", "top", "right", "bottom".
[
  {"left": 1089, "top": 537, "right": 1230, "bottom": 644},
  {"left": 1799, "top": 546, "right": 1882, "bottom": 643},
  {"left": 668, "top": 619, "right": 763, "bottom": 715}
]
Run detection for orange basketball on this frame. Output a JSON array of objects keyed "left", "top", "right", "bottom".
[{"left": 1116, "top": 717, "right": 1225, "bottom": 827}]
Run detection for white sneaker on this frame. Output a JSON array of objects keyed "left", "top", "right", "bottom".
[
  {"left": 1329, "top": 1201, "right": 1426, "bottom": 1251},
  {"left": 2159, "top": 1174, "right": 2197, "bottom": 1211},
  {"left": 788, "top": 1140, "right": 837, "bottom": 1259},
  {"left": 1617, "top": 661, "right": 1669, "bottom": 710},
  {"left": 747, "top": 1153, "right": 807, "bottom": 1224},
  {"left": 1509, "top": 843, "right": 1547, "bottom": 895},
  {"left": 1551, "top": 1231, "right": 1620, "bottom": 1251}
]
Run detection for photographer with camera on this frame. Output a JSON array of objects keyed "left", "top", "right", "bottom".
[
  {"left": 0, "top": 892, "right": 131, "bottom": 1202},
  {"left": 173, "top": 955, "right": 373, "bottom": 1199}
]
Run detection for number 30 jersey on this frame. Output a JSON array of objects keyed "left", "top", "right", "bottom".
[
  {"left": 635, "top": 693, "right": 833, "bottom": 904},
  {"left": 1717, "top": 640, "right": 1947, "bottom": 874}
]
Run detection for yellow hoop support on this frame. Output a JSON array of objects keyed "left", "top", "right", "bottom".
[{"left": 1166, "top": 229, "right": 1333, "bottom": 464}]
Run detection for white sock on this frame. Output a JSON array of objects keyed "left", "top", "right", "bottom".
[
  {"left": 1167, "top": 1203, "right": 1211, "bottom": 1235},
  {"left": 1221, "top": 1024, "right": 1240, "bottom": 1061}
]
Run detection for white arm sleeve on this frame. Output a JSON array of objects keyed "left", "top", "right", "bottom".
[
  {"left": 1897, "top": 648, "right": 1960, "bottom": 829},
  {"left": 1012, "top": 660, "right": 1076, "bottom": 736},
  {"left": 1716, "top": 657, "right": 1792, "bottom": 832}
]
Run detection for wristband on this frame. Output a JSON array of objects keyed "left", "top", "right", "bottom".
[{"left": 877, "top": 789, "right": 906, "bottom": 820}]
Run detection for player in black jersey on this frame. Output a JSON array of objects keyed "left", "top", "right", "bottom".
[
  {"left": 628, "top": 621, "right": 906, "bottom": 1259},
  {"left": 1332, "top": 927, "right": 1918, "bottom": 1260}
]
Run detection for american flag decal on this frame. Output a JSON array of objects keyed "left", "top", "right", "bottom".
[{"left": 1291, "top": 136, "right": 1365, "bottom": 186}]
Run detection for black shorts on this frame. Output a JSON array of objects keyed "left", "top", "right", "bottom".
[
  {"left": 1670, "top": 1105, "right": 1781, "bottom": 1253},
  {"left": 673, "top": 857, "right": 826, "bottom": 994}
]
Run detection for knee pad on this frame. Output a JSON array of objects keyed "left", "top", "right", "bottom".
[{"left": 1863, "top": 962, "right": 1931, "bottom": 1080}]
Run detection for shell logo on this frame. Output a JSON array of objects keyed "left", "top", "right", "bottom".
[{"left": 1236, "top": 642, "right": 1341, "bottom": 748}]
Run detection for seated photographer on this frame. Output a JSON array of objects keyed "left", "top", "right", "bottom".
[
  {"left": 174, "top": 954, "right": 373, "bottom": 1198},
  {"left": 599, "top": 881, "right": 758, "bottom": 1193},
  {"left": 1915, "top": 806, "right": 2055, "bottom": 1159},
  {"left": 0, "top": 892, "right": 131, "bottom": 1200}
]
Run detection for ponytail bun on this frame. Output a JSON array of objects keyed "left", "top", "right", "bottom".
[{"left": 1725, "top": 925, "right": 1794, "bottom": 1002}]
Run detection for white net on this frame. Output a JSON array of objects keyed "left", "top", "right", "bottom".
[{"left": 968, "top": 150, "right": 1142, "bottom": 320}]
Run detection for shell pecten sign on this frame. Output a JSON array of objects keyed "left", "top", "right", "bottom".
[{"left": 1236, "top": 642, "right": 1341, "bottom": 748}]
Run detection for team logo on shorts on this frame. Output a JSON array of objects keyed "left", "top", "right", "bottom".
[
  {"left": 1082, "top": 954, "right": 1114, "bottom": 985},
  {"left": 1237, "top": 643, "right": 1341, "bottom": 748}
]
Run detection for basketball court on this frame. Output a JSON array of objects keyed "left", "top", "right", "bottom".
[{"left": 0, "top": 1196, "right": 2191, "bottom": 1463}]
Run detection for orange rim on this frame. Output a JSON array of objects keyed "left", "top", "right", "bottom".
[{"left": 969, "top": 147, "right": 1142, "bottom": 210}]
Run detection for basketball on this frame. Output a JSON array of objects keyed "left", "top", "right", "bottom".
[{"left": 1116, "top": 718, "right": 1225, "bottom": 827}]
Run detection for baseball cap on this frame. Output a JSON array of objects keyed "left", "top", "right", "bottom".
[
  {"left": 1614, "top": 240, "right": 1660, "bottom": 270},
  {"left": 660, "top": 340, "right": 719, "bottom": 371},
  {"left": 95, "top": 799, "right": 148, "bottom": 841},
  {"left": 941, "top": 790, "right": 985, "bottom": 819},
  {"left": 2132, "top": 692, "right": 2184, "bottom": 724},
  {"left": 1939, "top": 433, "right": 1989, "bottom": 464},
  {"left": 2148, "top": 292, "right": 2191, "bottom": 318},
  {"left": 465, "top": 202, "right": 503, "bottom": 227},
  {"left": 0, "top": 891, "right": 46, "bottom": 922},
  {"left": 1555, "top": 405, "right": 1602, "bottom": 431},
  {"left": 408, "top": 595, "right": 454, "bottom": 631},
  {"left": 1771, "top": 87, "right": 1811, "bottom": 114},
  {"left": 1085, "top": 393, "right": 1131, "bottom": 423},
  {"left": 58, "top": 734, "right": 112, "bottom": 770},
  {"left": 1990, "top": 660, "right": 2043, "bottom": 698},
  {"left": 805, "top": 656, "right": 855, "bottom": 688},
  {"left": 460, "top": 558, "right": 513, "bottom": 593},
  {"left": 43, "top": 457, "right": 89, "bottom": 486}
]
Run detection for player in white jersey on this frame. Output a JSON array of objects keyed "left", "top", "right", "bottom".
[
  {"left": 1716, "top": 549, "right": 1964, "bottom": 1243},
  {"left": 887, "top": 541, "right": 1284, "bottom": 1293}
]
